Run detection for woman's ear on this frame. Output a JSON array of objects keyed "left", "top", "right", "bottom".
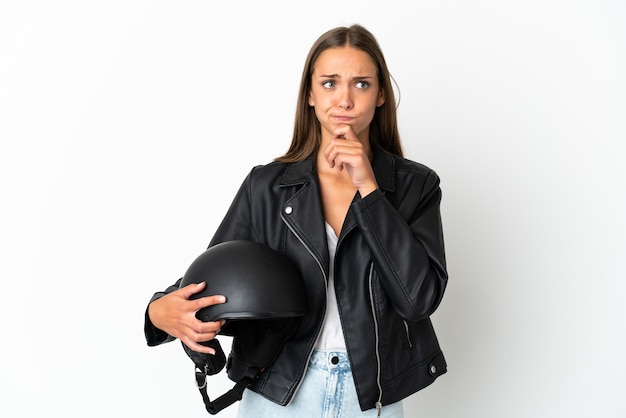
[{"left": 377, "top": 89, "right": 385, "bottom": 107}]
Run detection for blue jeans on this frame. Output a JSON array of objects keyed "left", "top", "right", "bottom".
[{"left": 237, "top": 350, "right": 404, "bottom": 418}]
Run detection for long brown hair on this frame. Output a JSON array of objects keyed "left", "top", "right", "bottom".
[{"left": 276, "top": 24, "right": 403, "bottom": 163}]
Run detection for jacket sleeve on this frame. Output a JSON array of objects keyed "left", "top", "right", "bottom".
[
  {"left": 143, "top": 279, "right": 182, "bottom": 346},
  {"left": 208, "top": 167, "right": 258, "bottom": 246},
  {"left": 351, "top": 169, "right": 447, "bottom": 321},
  {"left": 144, "top": 169, "right": 257, "bottom": 347}
]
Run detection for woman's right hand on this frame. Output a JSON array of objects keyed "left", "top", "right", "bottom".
[{"left": 148, "top": 281, "right": 226, "bottom": 354}]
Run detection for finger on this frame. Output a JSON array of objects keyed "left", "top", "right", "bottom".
[
  {"left": 197, "top": 319, "right": 226, "bottom": 334},
  {"left": 333, "top": 125, "right": 357, "bottom": 141},
  {"left": 179, "top": 281, "right": 206, "bottom": 299},
  {"left": 324, "top": 141, "right": 339, "bottom": 168},
  {"left": 324, "top": 146, "right": 336, "bottom": 168},
  {"left": 181, "top": 337, "right": 217, "bottom": 355},
  {"left": 179, "top": 282, "right": 227, "bottom": 306},
  {"left": 324, "top": 138, "right": 359, "bottom": 166},
  {"left": 326, "top": 144, "right": 359, "bottom": 169},
  {"left": 185, "top": 318, "right": 224, "bottom": 341},
  {"left": 195, "top": 294, "right": 227, "bottom": 309},
  {"left": 186, "top": 296, "right": 227, "bottom": 327}
]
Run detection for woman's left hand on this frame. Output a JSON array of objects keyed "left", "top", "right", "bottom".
[{"left": 324, "top": 125, "right": 378, "bottom": 196}]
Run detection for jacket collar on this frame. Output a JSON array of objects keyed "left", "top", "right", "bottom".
[{"left": 279, "top": 146, "right": 397, "bottom": 192}]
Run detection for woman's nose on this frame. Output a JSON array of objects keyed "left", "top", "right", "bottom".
[{"left": 337, "top": 88, "right": 353, "bottom": 110}]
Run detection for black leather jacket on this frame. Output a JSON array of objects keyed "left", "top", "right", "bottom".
[{"left": 145, "top": 147, "right": 448, "bottom": 412}]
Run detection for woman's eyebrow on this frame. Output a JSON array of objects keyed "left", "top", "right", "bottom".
[{"left": 317, "top": 73, "right": 375, "bottom": 79}]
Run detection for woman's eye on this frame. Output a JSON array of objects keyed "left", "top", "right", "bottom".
[
  {"left": 322, "top": 80, "right": 335, "bottom": 89},
  {"left": 356, "top": 80, "right": 369, "bottom": 89}
]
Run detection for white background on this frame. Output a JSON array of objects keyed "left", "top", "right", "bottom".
[{"left": 1, "top": 1, "right": 624, "bottom": 417}]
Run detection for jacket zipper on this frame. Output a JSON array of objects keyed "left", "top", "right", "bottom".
[
  {"left": 368, "top": 263, "right": 384, "bottom": 416},
  {"left": 281, "top": 210, "right": 383, "bottom": 414},
  {"left": 280, "top": 211, "right": 327, "bottom": 404}
]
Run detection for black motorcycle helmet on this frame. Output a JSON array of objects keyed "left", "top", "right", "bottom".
[{"left": 178, "top": 240, "right": 306, "bottom": 415}]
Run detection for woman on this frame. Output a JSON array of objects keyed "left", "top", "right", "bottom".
[{"left": 145, "top": 24, "right": 448, "bottom": 417}]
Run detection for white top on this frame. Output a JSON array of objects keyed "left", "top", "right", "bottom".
[{"left": 314, "top": 222, "right": 347, "bottom": 351}]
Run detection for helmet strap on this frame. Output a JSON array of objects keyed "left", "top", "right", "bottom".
[
  {"left": 183, "top": 339, "right": 257, "bottom": 415},
  {"left": 195, "top": 371, "right": 253, "bottom": 415}
]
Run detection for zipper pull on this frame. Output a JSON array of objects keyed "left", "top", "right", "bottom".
[{"left": 376, "top": 401, "right": 382, "bottom": 417}]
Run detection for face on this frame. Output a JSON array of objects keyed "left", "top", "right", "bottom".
[{"left": 308, "top": 46, "right": 385, "bottom": 144}]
